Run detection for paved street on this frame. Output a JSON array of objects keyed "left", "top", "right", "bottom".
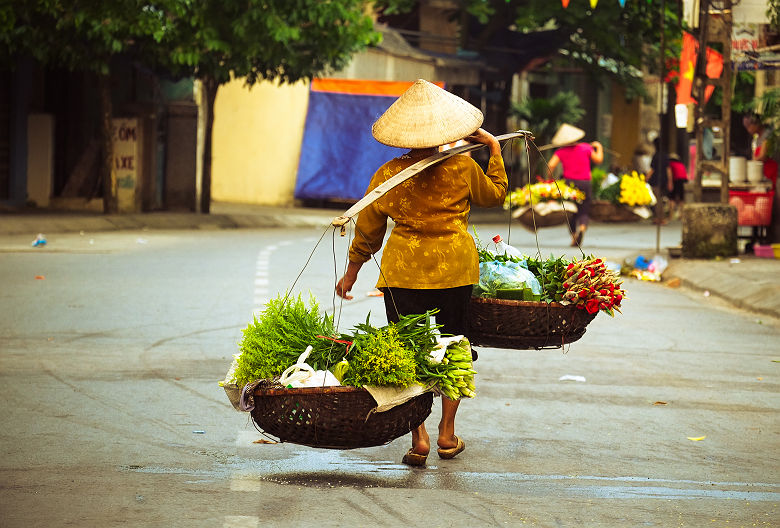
[{"left": 0, "top": 222, "right": 778, "bottom": 527}]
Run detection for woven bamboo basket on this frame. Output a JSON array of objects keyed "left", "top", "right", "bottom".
[
  {"left": 251, "top": 386, "right": 433, "bottom": 449},
  {"left": 590, "top": 200, "right": 643, "bottom": 222},
  {"left": 512, "top": 201, "right": 577, "bottom": 230},
  {"left": 468, "top": 297, "right": 597, "bottom": 349}
]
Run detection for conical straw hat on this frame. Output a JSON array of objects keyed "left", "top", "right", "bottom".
[
  {"left": 372, "top": 79, "right": 484, "bottom": 149},
  {"left": 550, "top": 123, "right": 585, "bottom": 147}
]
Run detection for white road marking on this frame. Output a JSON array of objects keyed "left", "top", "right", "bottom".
[
  {"left": 253, "top": 244, "right": 279, "bottom": 314},
  {"left": 223, "top": 515, "right": 259, "bottom": 528},
  {"left": 230, "top": 477, "right": 263, "bottom": 492}
]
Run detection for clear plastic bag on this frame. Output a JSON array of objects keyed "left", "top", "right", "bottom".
[{"left": 475, "top": 260, "right": 542, "bottom": 301}]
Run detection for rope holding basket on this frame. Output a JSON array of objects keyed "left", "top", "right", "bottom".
[{"left": 467, "top": 131, "right": 604, "bottom": 350}]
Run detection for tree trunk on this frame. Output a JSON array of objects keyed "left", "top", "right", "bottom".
[
  {"left": 98, "top": 73, "right": 117, "bottom": 214},
  {"left": 200, "top": 76, "right": 219, "bottom": 214}
]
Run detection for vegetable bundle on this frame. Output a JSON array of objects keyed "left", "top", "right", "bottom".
[
  {"left": 475, "top": 237, "right": 625, "bottom": 317},
  {"left": 234, "top": 294, "right": 344, "bottom": 387},
  {"left": 231, "top": 294, "right": 475, "bottom": 398},
  {"left": 419, "top": 338, "right": 476, "bottom": 400}
]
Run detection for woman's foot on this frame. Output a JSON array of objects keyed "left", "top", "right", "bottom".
[
  {"left": 402, "top": 449, "right": 428, "bottom": 466},
  {"left": 402, "top": 437, "right": 429, "bottom": 466},
  {"left": 437, "top": 435, "right": 466, "bottom": 459},
  {"left": 402, "top": 424, "right": 429, "bottom": 464}
]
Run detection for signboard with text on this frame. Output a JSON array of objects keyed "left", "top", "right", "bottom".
[{"left": 112, "top": 118, "right": 139, "bottom": 213}]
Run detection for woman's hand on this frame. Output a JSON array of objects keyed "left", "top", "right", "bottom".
[
  {"left": 590, "top": 141, "right": 604, "bottom": 164},
  {"left": 335, "top": 261, "right": 363, "bottom": 300},
  {"left": 336, "top": 275, "right": 356, "bottom": 300},
  {"left": 465, "top": 128, "right": 501, "bottom": 157}
]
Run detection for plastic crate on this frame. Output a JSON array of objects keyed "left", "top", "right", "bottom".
[
  {"left": 754, "top": 244, "right": 775, "bottom": 258},
  {"left": 728, "top": 190, "right": 774, "bottom": 227}
]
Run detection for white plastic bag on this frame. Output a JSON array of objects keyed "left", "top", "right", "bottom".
[{"left": 279, "top": 346, "right": 341, "bottom": 388}]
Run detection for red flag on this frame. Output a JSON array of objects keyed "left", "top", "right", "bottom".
[
  {"left": 704, "top": 47, "right": 723, "bottom": 102},
  {"left": 676, "top": 32, "right": 697, "bottom": 105},
  {"left": 675, "top": 31, "right": 723, "bottom": 105}
]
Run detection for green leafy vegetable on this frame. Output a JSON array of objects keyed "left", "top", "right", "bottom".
[
  {"left": 233, "top": 293, "right": 345, "bottom": 387},
  {"left": 524, "top": 255, "right": 569, "bottom": 303},
  {"left": 341, "top": 317, "right": 417, "bottom": 388},
  {"left": 417, "top": 338, "right": 476, "bottom": 400}
]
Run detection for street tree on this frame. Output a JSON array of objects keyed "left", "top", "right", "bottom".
[
  {"left": 376, "top": 0, "right": 683, "bottom": 98},
  {"left": 152, "top": 0, "right": 384, "bottom": 213}
]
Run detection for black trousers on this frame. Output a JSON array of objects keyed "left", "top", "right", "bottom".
[
  {"left": 380, "top": 285, "right": 477, "bottom": 360},
  {"left": 565, "top": 178, "right": 592, "bottom": 231}
]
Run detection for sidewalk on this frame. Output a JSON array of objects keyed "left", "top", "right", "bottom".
[{"left": 2, "top": 202, "right": 779, "bottom": 321}]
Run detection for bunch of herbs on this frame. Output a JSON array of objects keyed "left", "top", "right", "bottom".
[
  {"left": 524, "top": 255, "right": 569, "bottom": 302},
  {"left": 341, "top": 315, "right": 418, "bottom": 388},
  {"left": 234, "top": 293, "right": 346, "bottom": 387}
]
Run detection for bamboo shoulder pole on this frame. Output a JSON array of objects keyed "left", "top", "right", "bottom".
[{"left": 332, "top": 131, "right": 532, "bottom": 231}]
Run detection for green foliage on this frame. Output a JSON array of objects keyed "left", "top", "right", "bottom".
[
  {"left": 769, "top": 0, "right": 780, "bottom": 33},
  {"left": 752, "top": 88, "right": 780, "bottom": 161},
  {"left": 341, "top": 311, "right": 440, "bottom": 388},
  {"left": 4, "top": 0, "right": 382, "bottom": 87},
  {"left": 234, "top": 293, "right": 342, "bottom": 387},
  {"left": 376, "top": 0, "right": 681, "bottom": 99},
  {"left": 598, "top": 180, "right": 621, "bottom": 204},
  {"left": 523, "top": 255, "right": 569, "bottom": 303},
  {"left": 591, "top": 167, "right": 607, "bottom": 195},
  {"left": 154, "top": 0, "right": 380, "bottom": 86},
  {"left": 341, "top": 320, "right": 418, "bottom": 388},
  {"left": 511, "top": 91, "right": 584, "bottom": 146},
  {"left": 1, "top": 1, "right": 166, "bottom": 72}
]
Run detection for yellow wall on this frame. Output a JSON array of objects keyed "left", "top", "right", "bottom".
[
  {"left": 211, "top": 79, "right": 310, "bottom": 205},
  {"left": 610, "top": 82, "right": 641, "bottom": 170}
]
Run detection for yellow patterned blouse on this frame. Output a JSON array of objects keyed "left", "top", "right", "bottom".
[{"left": 348, "top": 152, "right": 507, "bottom": 289}]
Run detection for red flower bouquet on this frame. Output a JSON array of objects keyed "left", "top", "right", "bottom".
[{"left": 560, "top": 258, "right": 625, "bottom": 316}]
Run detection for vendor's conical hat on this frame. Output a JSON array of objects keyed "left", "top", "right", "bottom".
[
  {"left": 371, "top": 79, "right": 483, "bottom": 149},
  {"left": 550, "top": 123, "right": 585, "bottom": 147}
]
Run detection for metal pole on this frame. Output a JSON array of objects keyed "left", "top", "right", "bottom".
[{"left": 656, "top": 0, "right": 666, "bottom": 254}]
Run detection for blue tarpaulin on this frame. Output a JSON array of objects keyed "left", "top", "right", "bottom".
[{"left": 294, "top": 79, "right": 420, "bottom": 202}]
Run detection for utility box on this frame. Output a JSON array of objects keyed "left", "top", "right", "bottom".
[{"left": 681, "top": 203, "right": 738, "bottom": 258}]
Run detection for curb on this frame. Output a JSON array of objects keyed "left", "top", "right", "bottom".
[{"left": 664, "top": 258, "right": 780, "bottom": 321}]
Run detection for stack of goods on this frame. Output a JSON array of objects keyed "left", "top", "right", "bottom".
[
  {"left": 474, "top": 244, "right": 624, "bottom": 316},
  {"left": 728, "top": 191, "right": 774, "bottom": 227}
]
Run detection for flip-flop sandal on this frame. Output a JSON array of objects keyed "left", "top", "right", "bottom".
[
  {"left": 437, "top": 436, "right": 465, "bottom": 459},
  {"left": 402, "top": 449, "right": 427, "bottom": 467}
]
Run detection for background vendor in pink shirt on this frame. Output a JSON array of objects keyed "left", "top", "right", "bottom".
[{"left": 546, "top": 124, "right": 604, "bottom": 246}]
